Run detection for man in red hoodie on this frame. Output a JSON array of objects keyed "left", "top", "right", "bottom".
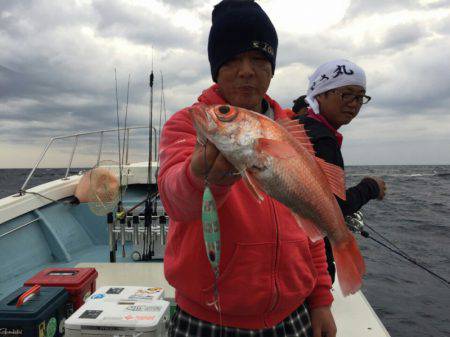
[{"left": 158, "top": 1, "right": 336, "bottom": 336}]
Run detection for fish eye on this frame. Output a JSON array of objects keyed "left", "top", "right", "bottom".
[
  {"left": 215, "top": 105, "right": 238, "bottom": 122},
  {"left": 218, "top": 105, "right": 230, "bottom": 114}
]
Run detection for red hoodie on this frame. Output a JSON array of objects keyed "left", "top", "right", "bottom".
[{"left": 158, "top": 84, "right": 333, "bottom": 329}]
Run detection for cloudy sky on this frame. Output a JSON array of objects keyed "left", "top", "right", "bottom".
[{"left": 1, "top": 0, "right": 449, "bottom": 168}]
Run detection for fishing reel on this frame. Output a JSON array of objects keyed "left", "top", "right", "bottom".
[{"left": 345, "top": 211, "right": 368, "bottom": 236}]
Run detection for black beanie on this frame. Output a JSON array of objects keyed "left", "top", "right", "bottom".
[{"left": 208, "top": 0, "right": 278, "bottom": 82}]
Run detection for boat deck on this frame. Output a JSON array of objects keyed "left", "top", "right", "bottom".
[
  {"left": 77, "top": 262, "right": 389, "bottom": 337},
  {"left": 1, "top": 244, "right": 390, "bottom": 336},
  {"left": 0, "top": 168, "right": 390, "bottom": 336}
]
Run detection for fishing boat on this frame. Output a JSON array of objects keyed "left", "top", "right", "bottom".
[{"left": 0, "top": 123, "right": 391, "bottom": 336}]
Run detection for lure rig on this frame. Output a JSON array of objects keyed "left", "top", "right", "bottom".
[{"left": 199, "top": 138, "right": 222, "bottom": 315}]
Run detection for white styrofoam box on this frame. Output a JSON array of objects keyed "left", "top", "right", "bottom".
[{"left": 65, "top": 299, "right": 170, "bottom": 337}]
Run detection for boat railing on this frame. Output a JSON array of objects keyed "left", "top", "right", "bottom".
[{"left": 19, "top": 125, "right": 159, "bottom": 195}]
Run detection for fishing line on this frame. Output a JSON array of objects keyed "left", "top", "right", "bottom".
[
  {"left": 366, "top": 234, "right": 449, "bottom": 287},
  {"left": 348, "top": 213, "right": 450, "bottom": 287},
  {"left": 201, "top": 140, "right": 223, "bottom": 335},
  {"left": 364, "top": 223, "right": 418, "bottom": 264},
  {"left": 203, "top": 140, "right": 209, "bottom": 182}
]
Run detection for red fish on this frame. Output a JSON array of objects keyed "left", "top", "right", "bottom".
[{"left": 190, "top": 104, "right": 366, "bottom": 296}]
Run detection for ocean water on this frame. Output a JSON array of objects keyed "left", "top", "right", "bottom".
[{"left": 0, "top": 165, "right": 449, "bottom": 336}]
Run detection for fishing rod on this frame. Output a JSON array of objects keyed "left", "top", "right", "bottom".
[
  {"left": 114, "top": 70, "right": 127, "bottom": 258},
  {"left": 121, "top": 74, "right": 131, "bottom": 169},
  {"left": 157, "top": 70, "right": 165, "bottom": 163},
  {"left": 346, "top": 211, "right": 450, "bottom": 288},
  {"left": 162, "top": 72, "right": 167, "bottom": 126},
  {"left": 114, "top": 69, "right": 123, "bottom": 202}
]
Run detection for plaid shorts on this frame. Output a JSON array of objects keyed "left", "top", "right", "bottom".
[{"left": 168, "top": 304, "right": 312, "bottom": 337}]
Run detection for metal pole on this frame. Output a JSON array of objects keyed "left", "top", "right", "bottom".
[
  {"left": 20, "top": 139, "right": 54, "bottom": 194},
  {"left": 148, "top": 70, "right": 154, "bottom": 189},
  {"left": 96, "top": 132, "right": 104, "bottom": 166},
  {"left": 64, "top": 135, "right": 79, "bottom": 179}
]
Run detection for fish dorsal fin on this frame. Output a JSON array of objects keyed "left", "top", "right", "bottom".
[
  {"left": 242, "top": 170, "right": 265, "bottom": 203},
  {"left": 277, "top": 118, "right": 315, "bottom": 156},
  {"left": 276, "top": 119, "right": 346, "bottom": 200},
  {"left": 315, "top": 157, "right": 346, "bottom": 200}
]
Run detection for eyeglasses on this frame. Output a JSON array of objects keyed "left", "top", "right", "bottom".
[{"left": 332, "top": 90, "right": 371, "bottom": 105}]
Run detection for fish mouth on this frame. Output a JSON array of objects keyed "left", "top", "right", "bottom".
[{"left": 189, "top": 104, "right": 217, "bottom": 134}]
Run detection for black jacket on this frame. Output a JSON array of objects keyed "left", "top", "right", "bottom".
[{"left": 295, "top": 114, "right": 380, "bottom": 282}]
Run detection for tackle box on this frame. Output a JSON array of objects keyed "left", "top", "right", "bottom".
[
  {"left": 64, "top": 299, "right": 170, "bottom": 337},
  {"left": 87, "top": 286, "right": 164, "bottom": 303},
  {"left": 24, "top": 267, "right": 98, "bottom": 311},
  {"left": 0, "top": 285, "right": 69, "bottom": 337}
]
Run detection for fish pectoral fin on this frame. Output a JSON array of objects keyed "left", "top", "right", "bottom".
[
  {"left": 242, "top": 170, "right": 265, "bottom": 203},
  {"left": 254, "top": 138, "right": 298, "bottom": 159},
  {"left": 315, "top": 157, "right": 346, "bottom": 201},
  {"left": 291, "top": 212, "right": 324, "bottom": 242}
]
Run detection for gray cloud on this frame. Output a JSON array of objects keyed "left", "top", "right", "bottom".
[
  {"left": 381, "top": 23, "right": 427, "bottom": 49},
  {"left": 0, "top": 0, "right": 94, "bottom": 39},
  {"left": 93, "top": 0, "right": 198, "bottom": 50},
  {"left": 344, "top": 0, "right": 429, "bottom": 19},
  {"left": 368, "top": 38, "right": 450, "bottom": 114},
  {"left": 433, "top": 14, "right": 450, "bottom": 34},
  {"left": 161, "top": 0, "right": 206, "bottom": 9},
  {"left": 1, "top": 0, "right": 450, "bottom": 166}
]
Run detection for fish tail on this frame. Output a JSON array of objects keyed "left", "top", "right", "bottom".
[{"left": 332, "top": 233, "right": 366, "bottom": 296}]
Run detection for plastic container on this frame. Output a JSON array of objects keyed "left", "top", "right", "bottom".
[
  {"left": 24, "top": 268, "right": 98, "bottom": 311},
  {"left": 0, "top": 285, "right": 69, "bottom": 337},
  {"left": 64, "top": 299, "right": 170, "bottom": 337}
]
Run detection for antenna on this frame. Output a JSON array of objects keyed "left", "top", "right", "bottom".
[{"left": 147, "top": 49, "right": 155, "bottom": 194}]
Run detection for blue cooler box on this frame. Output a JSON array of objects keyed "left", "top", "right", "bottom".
[{"left": 0, "top": 285, "right": 69, "bottom": 337}]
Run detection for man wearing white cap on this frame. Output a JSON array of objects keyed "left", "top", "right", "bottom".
[{"left": 296, "top": 59, "right": 387, "bottom": 282}]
